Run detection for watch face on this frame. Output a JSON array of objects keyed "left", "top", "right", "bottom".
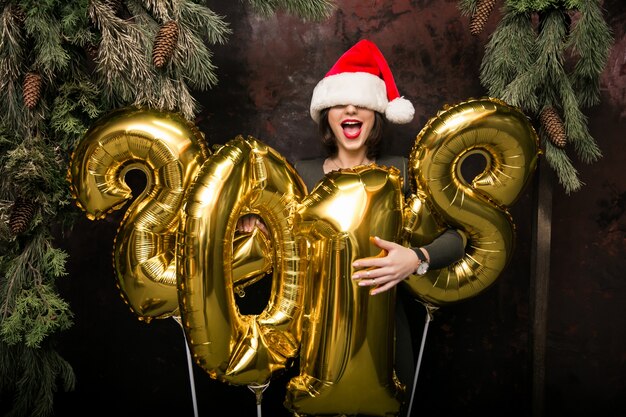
[{"left": 417, "top": 262, "right": 429, "bottom": 275}]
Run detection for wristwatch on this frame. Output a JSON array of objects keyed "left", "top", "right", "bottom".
[{"left": 415, "top": 248, "right": 430, "bottom": 276}]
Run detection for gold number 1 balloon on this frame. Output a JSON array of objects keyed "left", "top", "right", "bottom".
[
  {"left": 403, "top": 97, "right": 540, "bottom": 306},
  {"left": 68, "top": 107, "right": 209, "bottom": 320},
  {"left": 285, "top": 165, "right": 405, "bottom": 417}
]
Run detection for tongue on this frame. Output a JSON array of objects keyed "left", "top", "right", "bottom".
[{"left": 343, "top": 125, "right": 361, "bottom": 139}]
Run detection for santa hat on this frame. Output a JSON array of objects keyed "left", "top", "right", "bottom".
[{"left": 310, "top": 39, "right": 415, "bottom": 124}]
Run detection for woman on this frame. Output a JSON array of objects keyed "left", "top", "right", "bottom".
[{"left": 239, "top": 39, "right": 465, "bottom": 415}]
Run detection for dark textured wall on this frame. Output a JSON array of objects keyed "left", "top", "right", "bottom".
[{"left": 53, "top": 1, "right": 626, "bottom": 416}]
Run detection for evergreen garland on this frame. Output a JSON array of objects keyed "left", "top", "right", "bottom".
[
  {"left": 459, "top": 0, "right": 613, "bottom": 193},
  {"left": 0, "top": 1, "right": 335, "bottom": 416}
]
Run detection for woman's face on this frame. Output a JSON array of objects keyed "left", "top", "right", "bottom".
[{"left": 327, "top": 105, "right": 376, "bottom": 154}]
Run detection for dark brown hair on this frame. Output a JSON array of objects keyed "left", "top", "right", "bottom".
[{"left": 318, "top": 108, "right": 386, "bottom": 159}]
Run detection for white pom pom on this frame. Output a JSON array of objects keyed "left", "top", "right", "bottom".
[{"left": 385, "top": 97, "right": 415, "bottom": 124}]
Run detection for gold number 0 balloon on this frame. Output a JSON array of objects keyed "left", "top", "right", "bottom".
[
  {"left": 68, "top": 107, "right": 209, "bottom": 320},
  {"left": 178, "top": 136, "right": 307, "bottom": 386},
  {"left": 403, "top": 97, "right": 540, "bottom": 305}
]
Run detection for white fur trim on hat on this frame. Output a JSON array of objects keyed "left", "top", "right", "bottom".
[
  {"left": 385, "top": 97, "right": 415, "bottom": 124},
  {"left": 310, "top": 72, "right": 388, "bottom": 123}
]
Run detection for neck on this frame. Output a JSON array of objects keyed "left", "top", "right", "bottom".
[{"left": 333, "top": 150, "right": 369, "bottom": 169}]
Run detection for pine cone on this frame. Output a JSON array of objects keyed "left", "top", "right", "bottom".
[
  {"left": 540, "top": 107, "right": 567, "bottom": 148},
  {"left": 470, "top": 0, "right": 497, "bottom": 36},
  {"left": 23, "top": 72, "right": 42, "bottom": 109},
  {"left": 10, "top": 198, "right": 38, "bottom": 235},
  {"left": 152, "top": 20, "right": 179, "bottom": 69}
]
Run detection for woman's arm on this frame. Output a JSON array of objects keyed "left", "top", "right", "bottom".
[{"left": 352, "top": 229, "right": 466, "bottom": 295}]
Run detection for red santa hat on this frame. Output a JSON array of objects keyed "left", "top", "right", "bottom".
[{"left": 310, "top": 39, "right": 415, "bottom": 124}]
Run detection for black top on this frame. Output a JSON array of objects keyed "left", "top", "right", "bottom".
[{"left": 294, "top": 155, "right": 465, "bottom": 269}]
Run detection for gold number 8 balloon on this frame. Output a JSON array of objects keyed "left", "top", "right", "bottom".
[{"left": 402, "top": 97, "right": 540, "bottom": 305}]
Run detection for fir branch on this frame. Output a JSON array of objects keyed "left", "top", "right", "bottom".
[
  {"left": 567, "top": 0, "right": 613, "bottom": 108},
  {"left": 543, "top": 138, "right": 582, "bottom": 194},
  {"left": 0, "top": 342, "right": 75, "bottom": 417},
  {"left": 50, "top": 77, "right": 102, "bottom": 151},
  {"left": 1, "top": 136, "right": 70, "bottom": 217},
  {"left": 1, "top": 283, "right": 72, "bottom": 347},
  {"left": 59, "top": 0, "right": 93, "bottom": 47}
]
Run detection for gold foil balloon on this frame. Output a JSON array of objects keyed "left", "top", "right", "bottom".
[
  {"left": 178, "top": 136, "right": 307, "bottom": 386},
  {"left": 68, "top": 107, "right": 209, "bottom": 320},
  {"left": 403, "top": 97, "right": 540, "bottom": 306},
  {"left": 285, "top": 165, "right": 405, "bottom": 417},
  {"left": 231, "top": 228, "right": 274, "bottom": 296}
]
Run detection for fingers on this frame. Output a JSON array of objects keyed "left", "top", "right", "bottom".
[
  {"left": 370, "top": 235, "right": 395, "bottom": 250},
  {"left": 351, "top": 271, "right": 399, "bottom": 296},
  {"left": 236, "top": 214, "right": 268, "bottom": 235}
]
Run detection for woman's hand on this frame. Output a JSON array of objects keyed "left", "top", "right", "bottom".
[
  {"left": 236, "top": 213, "right": 269, "bottom": 235},
  {"left": 352, "top": 236, "right": 423, "bottom": 295}
]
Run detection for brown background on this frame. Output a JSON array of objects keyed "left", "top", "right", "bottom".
[{"left": 53, "top": 1, "right": 625, "bottom": 416}]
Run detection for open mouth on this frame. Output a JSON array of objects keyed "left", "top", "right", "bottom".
[{"left": 341, "top": 120, "right": 363, "bottom": 139}]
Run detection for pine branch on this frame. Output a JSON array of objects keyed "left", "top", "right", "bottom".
[
  {"left": 458, "top": 0, "right": 480, "bottom": 16},
  {"left": 176, "top": 0, "right": 231, "bottom": 45},
  {"left": 139, "top": 0, "right": 174, "bottom": 22},
  {"left": 0, "top": 6, "right": 28, "bottom": 131},
  {"left": 567, "top": 0, "right": 613, "bottom": 108},
  {"left": 506, "top": 0, "right": 562, "bottom": 13},
  {"left": 245, "top": 0, "right": 335, "bottom": 21},
  {"left": 89, "top": 0, "right": 154, "bottom": 107},
  {"left": 22, "top": 5, "right": 70, "bottom": 76},
  {"left": 480, "top": 10, "right": 538, "bottom": 110},
  {"left": 543, "top": 138, "right": 582, "bottom": 194},
  {"left": 557, "top": 72, "right": 602, "bottom": 163}
]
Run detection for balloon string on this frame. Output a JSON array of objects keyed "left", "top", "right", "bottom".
[
  {"left": 406, "top": 303, "right": 438, "bottom": 417},
  {"left": 173, "top": 317, "right": 199, "bottom": 417},
  {"left": 248, "top": 381, "right": 270, "bottom": 417}
]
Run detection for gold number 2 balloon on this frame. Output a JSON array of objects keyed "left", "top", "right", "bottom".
[
  {"left": 403, "top": 97, "right": 540, "bottom": 306},
  {"left": 68, "top": 107, "right": 209, "bottom": 320}
]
